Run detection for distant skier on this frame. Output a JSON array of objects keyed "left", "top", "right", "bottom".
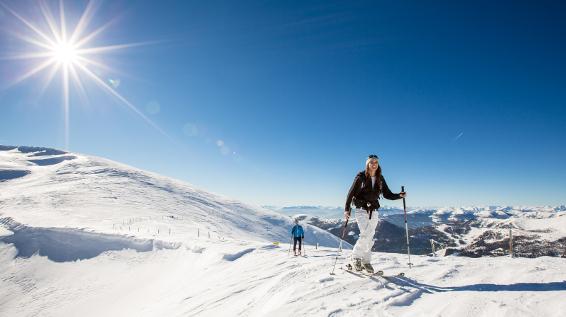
[
  {"left": 291, "top": 218, "right": 305, "bottom": 256},
  {"left": 344, "top": 154, "right": 406, "bottom": 273}
]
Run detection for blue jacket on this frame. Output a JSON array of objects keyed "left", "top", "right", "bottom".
[{"left": 291, "top": 225, "right": 304, "bottom": 238}]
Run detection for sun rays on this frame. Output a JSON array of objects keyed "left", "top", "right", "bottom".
[{"left": 0, "top": 0, "right": 167, "bottom": 149}]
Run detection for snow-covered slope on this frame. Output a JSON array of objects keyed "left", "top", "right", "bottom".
[
  {"left": 1, "top": 146, "right": 565, "bottom": 316},
  {"left": 0, "top": 146, "right": 340, "bottom": 246},
  {"left": 1, "top": 234, "right": 564, "bottom": 316}
]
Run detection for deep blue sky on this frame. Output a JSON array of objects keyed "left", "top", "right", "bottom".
[{"left": 1, "top": 0, "right": 565, "bottom": 207}]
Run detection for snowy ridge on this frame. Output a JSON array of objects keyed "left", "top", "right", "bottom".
[{"left": 0, "top": 146, "right": 341, "bottom": 247}]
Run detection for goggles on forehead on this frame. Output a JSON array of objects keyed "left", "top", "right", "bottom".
[{"left": 368, "top": 154, "right": 379, "bottom": 159}]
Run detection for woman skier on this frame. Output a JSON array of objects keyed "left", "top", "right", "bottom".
[{"left": 344, "top": 154, "right": 406, "bottom": 273}]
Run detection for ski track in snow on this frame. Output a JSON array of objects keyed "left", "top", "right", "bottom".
[{"left": 0, "top": 146, "right": 565, "bottom": 316}]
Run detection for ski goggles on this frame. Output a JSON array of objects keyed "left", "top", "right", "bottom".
[{"left": 368, "top": 154, "right": 379, "bottom": 159}]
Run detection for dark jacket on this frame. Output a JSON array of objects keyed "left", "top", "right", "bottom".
[{"left": 345, "top": 171, "right": 401, "bottom": 213}]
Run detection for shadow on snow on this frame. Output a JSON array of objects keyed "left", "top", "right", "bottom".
[
  {"left": 384, "top": 275, "right": 566, "bottom": 293},
  {"left": 0, "top": 219, "right": 178, "bottom": 263}
]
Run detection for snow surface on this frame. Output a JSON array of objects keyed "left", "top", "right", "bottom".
[{"left": 1, "top": 147, "right": 565, "bottom": 316}]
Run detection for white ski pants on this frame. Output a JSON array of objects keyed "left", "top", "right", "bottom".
[{"left": 351, "top": 208, "right": 379, "bottom": 263}]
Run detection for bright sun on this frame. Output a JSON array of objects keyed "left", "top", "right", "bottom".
[
  {"left": 52, "top": 42, "right": 79, "bottom": 65},
  {"left": 1, "top": 1, "right": 165, "bottom": 149}
]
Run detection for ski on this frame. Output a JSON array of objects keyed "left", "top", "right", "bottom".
[
  {"left": 339, "top": 266, "right": 375, "bottom": 277},
  {"left": 340, "top": 265, "right": 405, "bottom": 278},
  {"left": 340, "top": 265, "right": 384, "bottom": 277}
]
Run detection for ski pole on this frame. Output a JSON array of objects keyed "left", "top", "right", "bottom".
[
  {"left": 402, "top": 186, "right": 413, "bottom": 268},
  {"left": 288, "top": 236, "right": 293, "bottom": 256},
  {"left": 330, "top": 218, "right": 349, "bottom": 275}
]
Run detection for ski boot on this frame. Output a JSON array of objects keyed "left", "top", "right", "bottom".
[
  {"left": 351, "top": 258, "right": 363, "bottom": 272},
  {"left": 362, "top": 262, "right": 374, "bottom": 274}
]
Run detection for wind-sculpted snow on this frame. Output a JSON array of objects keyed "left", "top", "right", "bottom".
[
  {"left": 222, "top": 248, "right": 256, "bottom": 261},
  {"left": 0, "top": 169, "right": 30, "bottom": 181},
  {"left": 0, "top": 218, "right": 179, "bottom": 262},
  {"left": 28, "top": 155, "right": 77, "bottom": 166}
]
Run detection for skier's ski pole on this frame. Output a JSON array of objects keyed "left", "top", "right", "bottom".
[
  {"left": 330, "top": 218, "right": 349, "bottom": 275},
  {"left": 402, "top": 186, "right": 413, "bottom": 268},
  {"left": 288, "top": 237, "right": 292, "bottom": 256}
]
